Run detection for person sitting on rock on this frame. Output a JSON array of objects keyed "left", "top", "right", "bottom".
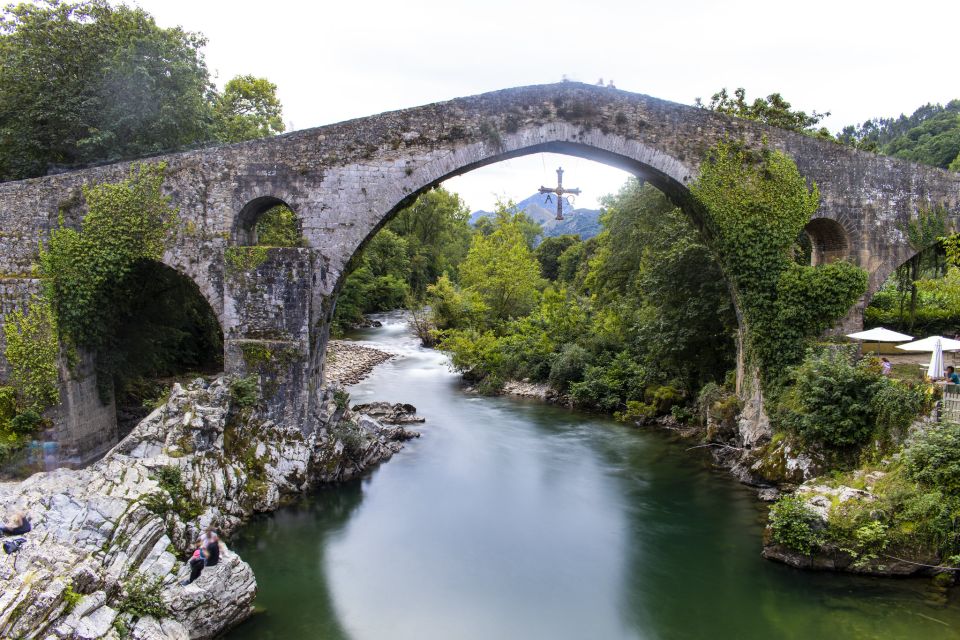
[
  {"left": 0, "top": 510, "right": 31, "bottom": 536},
  {"left": 183, "top": 540, "right": 206, "bottom": 585},
  {"left": 204, "top": 531, "right": 221, "bottom": 567}
]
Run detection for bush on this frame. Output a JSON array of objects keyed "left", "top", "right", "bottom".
[
  {"left": 781, "top": 348, "right": 882, "bottom": 448},
  {"left": 10, "top": 409, "right": 43, "bottom": 436},
  {"left": 906, "top": 422, "right": 960, "bottom": 494},
  {"left": 118, "top": 573, "right": 168, "bottom": 619},
  {"left": 569, "top": 351, "right": 649, "bottom": 412},
  {"left": 229, "top": 375, "right": 259, "bottom": 410},
  {"left": 645, "top": 385, "right": 683, "bottom": 414},
  {"left": 143, "top": 465, "right": 203, "bottom": 522},
  {"left": 255, "top": 205, "right": 303, "bottom": 247},
  {"left": 63, "top": 584, "right": 82, "bottom": 613},
  {"left": 548, "top": 344, "right": 590, "bottom": 391},
  {"left": 769, "top": 494, "right": 821, "bottom": 554}
]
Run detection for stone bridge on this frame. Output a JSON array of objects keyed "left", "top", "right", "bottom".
[{"left": 0, "top": 82, "right": 958, "bottom": 455}]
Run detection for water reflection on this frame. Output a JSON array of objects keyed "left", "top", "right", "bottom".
[{"left": 229, "top": 314, "right": 960, "bottom": 639}]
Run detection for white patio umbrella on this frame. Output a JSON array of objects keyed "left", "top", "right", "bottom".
[
  {"left": 845, "top": 327, "right": 914, "bottom": 342},
  {"left": 927, "top": 339, "right": 945, "bottom": 379},
  {"left": 895, "top": 336, "right": 960, "bottom": 352}
]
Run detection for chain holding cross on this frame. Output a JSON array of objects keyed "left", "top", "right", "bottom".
[{"left": 538, "top": 167, "right": 581, "bottom": 220}]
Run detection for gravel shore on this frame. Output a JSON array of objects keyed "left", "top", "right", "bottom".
[{"left": 323, "top": 340, "right": 395, "bottom": 385}]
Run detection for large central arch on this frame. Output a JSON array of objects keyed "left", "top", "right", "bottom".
[
  {"left": 338, "top": 125, "right": 698, "bottom": 295},
  {"left": 0, "top": 81, "right": 957, "bottom": 450}
]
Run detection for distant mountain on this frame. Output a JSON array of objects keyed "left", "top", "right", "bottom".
[{"left": 469, "top": 193, "right": 603, "bottom": 242}]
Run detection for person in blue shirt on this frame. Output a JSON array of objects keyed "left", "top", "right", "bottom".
[{"left": 946, "top": 366, "right": 960, "bottom": 384}]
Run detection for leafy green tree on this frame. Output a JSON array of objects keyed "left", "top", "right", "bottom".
[
  {"left": 458, "top": 205, "right": 544, "bottom": 323},
  {"left": 696, "top": 87, "right": 831, "bottom": 137},
  {"left": 0, "top": 0, "right": 216, "bottom": 180},
  {"left": 535, "top": 235, "right": 580, "bottom": 280},
  {"left": 474, "top": 203, "right": 542, "bottom": 249},
  {"left": 386, "top": 188, "right": 472, "bottom": 295},
  {"left": 839, "top": 101, "right": 960, "bottom": 169},
  {"left": 213, "top": 74, "right": 284, "bottom": 143}
]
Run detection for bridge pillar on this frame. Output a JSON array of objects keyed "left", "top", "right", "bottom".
[{"left": 223, "top": 247, "right": 317, "bottom": 433}]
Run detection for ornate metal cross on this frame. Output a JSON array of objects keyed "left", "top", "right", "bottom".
[{"left": 538, "top": 167, "right": 581, "bottom": 220}]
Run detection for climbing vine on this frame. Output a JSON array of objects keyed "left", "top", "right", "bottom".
[
  {"left": 39, "top": 162, "right": 179, "bottom": 350},
  {"left": 224, "top": 246, "right": 269, "bottom": 274},
  {"left": 2, "top": 294, "right": 60, "bottom": 412},
  {"left": 691, "top": 141, "right": 868, "bottom": 387}
]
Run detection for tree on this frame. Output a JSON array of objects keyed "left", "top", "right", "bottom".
[
  {"left": 387, "top": 188, "right": 472, "bottom": 295},
  {"left": 695, "top": 87, "right": 831, "bottom": 137},
  {"left": 458, "top": 205, "right": 544, "bottom": 324},
  {"left": 0, "top": 0, "right": 216, "bottom": 180},
  {"left": 213, "top": 74, "right": 284, "bottom": 143},
  {"left": 838, "top": 100, "right": 960, "bottom": 170},
  {"left": 534, "top": 235, "right": 580, "bottom": 280},
  {"left": 898, "top": 205, "right": 948, "bottom": 330}
]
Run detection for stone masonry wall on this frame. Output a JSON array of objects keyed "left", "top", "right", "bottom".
[{"left": 0, "top": 81, "right": 956, "bottom": 447}]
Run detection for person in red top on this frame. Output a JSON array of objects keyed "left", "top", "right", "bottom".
[{"left": 183, "top": 540, "right": 206, "bottom": 585}]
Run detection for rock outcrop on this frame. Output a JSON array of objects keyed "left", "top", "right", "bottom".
[{"left": 0, "top": 376, "right": 419, "bottom": 639}]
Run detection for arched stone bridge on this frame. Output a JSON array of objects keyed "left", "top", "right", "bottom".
[{"left": 0, "top": 82, "right": 958, "bottom": 451}]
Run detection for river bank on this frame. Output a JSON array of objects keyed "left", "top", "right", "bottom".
[
  {"left": 0, "top": 340, "right": 413, "bottom": 639},
  {"left": 227, "top": 315, "right": 960, "bottom": 640},
  {"left": 323, "top": 340, "right": 395, "bottom": 386}
]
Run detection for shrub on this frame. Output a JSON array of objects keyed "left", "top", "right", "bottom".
[
  {"left": 117, "top": 573, "right": 167, "bottom": 619},
  {"left": 569, "top": 351, "right": 649, "bottom": 412},
  {"left": 614, "top": 400, "right": 655, "bottom": 423},
  {"left": 548, "top": 343, "right": 590, "bottom": 391},
  {"left": 332, "top": 421, "right": 363, "bottom": 459},
  {"left": 62, "top": 584, "right": 82, "bottom": 613},
  {"left": 143, "top": 465, "right": 203, "bottom": 522},
  {"left": 10, "top": 409, "right": 43, "bottom": 435},
  {"left": 782, "top": 348, "right": 882, "bottom": 448},
  {"left": 333, "top": 389, "right": 349, "bottom": 411},
  {"left": 645, "top": 385, "right": 683, "bottom": 414},
  {"left": 229, "top": 375, "right": 259, "bottom": 410},
  {"left": 769, "top": 494, "right": 821, "bottom": 554},
  {"left": 906, "top": 422, "right": 960, "bottom": 494}
]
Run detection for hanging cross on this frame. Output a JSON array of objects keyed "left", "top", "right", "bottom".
[{"left": 538, "top": 167, "right": 581, "bottom": 220}]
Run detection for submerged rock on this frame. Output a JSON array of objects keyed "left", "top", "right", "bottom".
[{"left": 0, "top": 376, "right": 419, "bottom": 639}]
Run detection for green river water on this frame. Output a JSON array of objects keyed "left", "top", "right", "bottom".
[{"left": 226, "top": 315, "right": 960, "bottom": 640}]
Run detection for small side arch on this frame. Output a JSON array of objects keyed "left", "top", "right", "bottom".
[
  {"left": 233, "top": 196, "right": 303, "bottom": 246},
  {"left": 803, "top": 218, "right": 850, "bottom": 266}
]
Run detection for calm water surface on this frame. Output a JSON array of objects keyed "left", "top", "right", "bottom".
[{"left": 228, "top": 314, "right": 960, "bottom": 639}]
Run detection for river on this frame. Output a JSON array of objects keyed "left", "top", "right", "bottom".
[{"left": 227, "top": 314, "right": 960, "bottom": 639}]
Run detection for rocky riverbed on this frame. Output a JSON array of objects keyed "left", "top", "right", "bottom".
[
  {"left": 323, "top": 340, "right": 395, "bottom": 386},
  {"left": 0, "top": 368, "right": 420, "bottom": 639}
]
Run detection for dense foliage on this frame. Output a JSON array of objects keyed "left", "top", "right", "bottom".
[
  {"left": 255, "top": 205, "right": 303, "bottom": 247},
  {"left": 0, "top": 0, "right": 284, "bottom": 181},
  {"left": 838, "top": 100, "right": 960, "bottom": 170},
  {"left": 775, "top": 346, "right": 930, "bottom": 453},
  {"left": 696, "top": 87, "right": 831, "bottom": 137},
  {"left": 0, "top": 163, "right": 221, "bottom": 461},
  {"left": 332, "top": 188, "right": 472, "bottom": 333},
  {"left": 691, "top": 142, "right": 867, "bottom": 387},
  {"left": 430, "top": 180, "right": 738, "bottom": 413}
]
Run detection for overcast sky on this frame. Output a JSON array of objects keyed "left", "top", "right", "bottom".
[{"left": 133, "top": 0, "right": 960, "bottom": 211}]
